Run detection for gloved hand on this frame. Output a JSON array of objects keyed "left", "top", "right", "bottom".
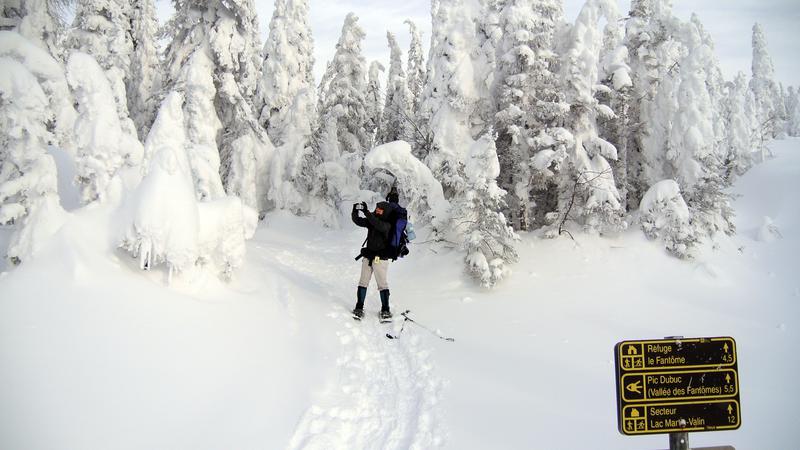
[{"left": 360, "top": 202, "right": 368, "bottom": 212}]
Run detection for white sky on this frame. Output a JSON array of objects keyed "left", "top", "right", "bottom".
[{"left": 156, "top": 0, "right": 799, "bottom": 88}]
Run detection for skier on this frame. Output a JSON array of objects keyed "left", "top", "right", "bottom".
[{"left": 351, "top": 188, "right": 402, "bottom": 321}]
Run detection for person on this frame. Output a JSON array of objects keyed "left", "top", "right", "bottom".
[{"left": 351, "top": 188, "right": 402, "bottom": 321}]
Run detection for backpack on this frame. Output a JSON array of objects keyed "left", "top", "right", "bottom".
[{"left": 386, "top": 204, "right": 411, "bottom": 260}]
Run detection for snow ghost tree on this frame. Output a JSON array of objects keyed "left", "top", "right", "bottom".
[
  {"left": 122, "top": 92, "right": 257, "bottom": 280},
  {"left": 0, "top": 54, "right": 66, "bottom": 264},
  {"left": 66, "top": 51, "right": 143, "bottom": 203},
  {"left": 786, "top": 86, "right": 800, "bottom": 138},
  {"left": 256, "top": 0, "right": 317, "bottom": 215},
  {"left": 69, "top": 0, "right": 139, "bottom": 140},
  {"left": 559, "top": 0, "right": 624, "bottom": 234},
  {"left": 749, "top": 23, "right": 783, "bottom": 149},
  {"left": 163, "top": 0, "right": 273, "bottom": 213},
  {"left": 722, "top": 73, "right": 757, "bottom": 179},
  {"left": 2, "top": 0, "right": 66, "bottom": 58},
  {"left": 493, "top": 0, "right": 570, "bottom": 230},
  {"left": 365, "top": 60, "right": 385, "bottom": 144},
  {"left": 377, "top": 31, "right": 412, "bottom": 145},
  {"left": 305, "top": 12, "right": 369, "bottom": 226},
  {"left": 638, "top": 180, "right": 697, "bottom": 259},
  {"left": 256, "top": 0, "right": 314, "bottom": 148},
  {"left": 421, "top": 0, "right": 487, "bottom": 198},
  {"left": 404, "top": 19, "right": 426, "bottom": 119},
  {"left": 127, "top": 0, "right": 160, "bottom": 139},
  {"left": 452, "top": 132, "right": 519, "bottom": 287}
]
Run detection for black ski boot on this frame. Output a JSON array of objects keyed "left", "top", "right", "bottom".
[
  {"left": 379, "top": 289, "right": 392, "bottom": 322},
  {"left": 353, "top": 286, "right": 367, "bottom": 320}
]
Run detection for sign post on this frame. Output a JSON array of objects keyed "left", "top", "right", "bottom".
[{"left": 614, "top": 336, "right": 741, "bottom": 449}]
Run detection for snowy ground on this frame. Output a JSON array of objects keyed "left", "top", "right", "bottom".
[{"left": 1, "top": 139, "right": 798, "bottom": 449}]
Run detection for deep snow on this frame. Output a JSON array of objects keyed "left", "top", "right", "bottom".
[{"left": 1, "top": 139, "right": 798, "bottom": 449}]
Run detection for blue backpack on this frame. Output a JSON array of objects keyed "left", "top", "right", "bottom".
[{"left": 387, "top": 204, "right": 411, "bottom": 260}]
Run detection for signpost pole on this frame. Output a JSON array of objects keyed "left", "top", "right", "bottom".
[{"left": 669, "top": 432, "right": 689, "bottom": 450}]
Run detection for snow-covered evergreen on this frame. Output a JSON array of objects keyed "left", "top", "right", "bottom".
[
  {"left": 162, "top": 0, "right": 272, "bottom": 213},
  {"left": 452, "top": 132, "right": 518, "bottom": 287},
  {"left": 0, "top": 50, "right": 65, "bottom": 264},
  {"left": 66, "top": 51, "right": 142, "bottom": 203},
  {"left": 404, "top": 19, "right": 425, "bottom": 118},
  {"left": 559, "top": 0, "right": 624, "bottom": 234},
  {"left": 127, "top": 0, "right": 160, "bottom": 140},
  {"left": 365, "top": 60, "right": 385, "bottom": 143},
  {"left": 786, "top": 86, "right": 800, "bottom": 137},
  {"left": 257, "top": 0, "right": 317, "bottom": 216},
  {"left": 723, "top": 72, "right": 757, "bottom": 178},
  {"left": 2, "top": 0, "right": 66, "bottom": 58},
  {"left": 256, "top": 0, "right": 314, "bottom": 148},
  {"left": 377, "top": 31, "right": 412, "bottom": 145},
  {"left": 638, "top": 179, "right": 697, "bottom": 259},
  {"left": 749, "top": 23, "right": 783, "bottom": 148}
]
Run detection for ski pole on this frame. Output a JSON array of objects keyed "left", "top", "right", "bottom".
[{"left": 386, "top": 310, "right": 454, "bottom": 342}]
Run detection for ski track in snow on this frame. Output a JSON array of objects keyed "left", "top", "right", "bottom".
[
  {"left": 288, "top": 314, "right": 444, "bottom": 450},
  {"left": 273, "top": 229, "right": 446, "bottom": 450}
]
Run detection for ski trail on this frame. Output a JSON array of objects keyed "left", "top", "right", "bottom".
[{"left": 287, "top": 309, "right": 445, "bottom": 450}]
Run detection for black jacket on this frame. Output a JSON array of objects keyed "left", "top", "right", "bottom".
[{"left": 352, "top": 202, "right": 393, "bottom": 259}]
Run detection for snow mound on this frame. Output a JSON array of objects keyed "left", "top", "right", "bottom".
[{"left": 756, "top": 216, "right": 782, "bottom": 242}]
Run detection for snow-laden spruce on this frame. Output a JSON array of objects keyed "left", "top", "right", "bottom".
[
  {"left": 559, "top": 0, "right": 624, "bottom": 234},
  {"left": 2, "top": 0, "right": 66, "bottom": 58},
  {"left": 66, "top": 51, "right": 143, "bottom": 204},
  {"left": 0, "top": 30, "right": 76, "bottom": 150},
  {"left": 306, "top": 13, "right": 368, "bottom": 226},
  {"left": 451, "top": 133, "right": 519, "bottom": 288},
  {"left": 69, "top": 0, "right": 141, "bottom": 144},
  {"left": 127, "top": 0, "right": 160, "bottom": 139},
  {"left": 493, "top": 0, "right": 570, "bottom": 230},
  {"left": 638, "top": 180, "right": 697, "bottom": 259},
  {"left": 163, "top": 0, "right": 272, "bottom": 213},
  {"left": 257, "top": 0, "right": 318, "bottom": 217},
  {"left": 121, "top": 93, "right": 257, "bottom": 280},
  {"left": 0, "top": 55, "right": 66, "bottom": 264},
  {"left": 749, "top": 23, "right": 784, "bottom": 146},
  {"left": 404, "top": 19, "right": 425, "bottom": 119},
  {"left": 365, "top": 60, "right": 385, "bottom": 144},
  {"left": 256, "top": 0, "right": 315, "bottom": 148},
  {"left": 377, "top": 31, "right": 413, "bottom": 146}
]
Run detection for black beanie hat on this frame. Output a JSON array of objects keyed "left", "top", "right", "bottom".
[{"left": 387, "top": 186, "right": 399, "bottom": 203}]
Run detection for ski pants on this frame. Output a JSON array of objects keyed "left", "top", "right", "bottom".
[{"left": 358, "top": 257, "right": 389, "bottom": 290}]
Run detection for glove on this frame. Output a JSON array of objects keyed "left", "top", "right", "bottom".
[{"left": 360, "top": 202, "right": 368, "bottom": 212}]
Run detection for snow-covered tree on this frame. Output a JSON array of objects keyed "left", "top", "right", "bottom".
[
  {"left": 0, "top": 30, "right": 77, "bottom": 149},
  {"left": 786, "top": 86, "right": 800, "bottom": 137},
  {"left": 559, "top": 0, "right": 624, "bottom": 234},
  {"left": 303, "top": 13, "right": 369, "bottom": 226},
  {"left": 623, "top": 0, "right": 683, "bottom": 208},
  {"left": 121, "top": 92, "right": 257, "bottom": 280},
  {"left": 127, "top": 0, "right": 160, "bottom": 139},
  {"left": 638, "top": 180, "right": 697, "bottom": 259},
  {"left": 315, "top": 12, "right": 370, "bottom": 158},
  {"left": 377, "top": 31, "right": 412, "bottom": 145},
  {"left": 70, "top": 0, "right": 136, "bottom": 132},
  {"left": 749, "top": 23, "right": 782, "bottom": 147},
  {"left": 365, "top": 60, "right": 384, "bottom": 142},
  {"left": 255, "top": 0, "right": 317, "bottom": 215},
  {"left": 2, "top": 0, "right": 66, "bottom": 58},
  {"left": 163, "top": 0, "right": 272, "bottom": 213},
  {"left": 669, "top": 20, "right": 733, "bottom": 238},
  {"left": 722, "top": 72, "right": 757, "bottom": 178},
  {"left": 0, "top": 53, "right": 65, "bottom": 264},
  {"left": 66, "top": 51, "right": 143, "bottom": 203},
  {"left": 421, "top": 0, "right": 489, "bottom": 198},
  {"left": 256, "top": 0, "right": 314, "bottom": 147},
  {"left": 404, "top": 19, "right": 425, "bottom": 117},
  {"left": 493, "top": 0, "right": 570, "bottom": 230},
  {"left": 452, "top": 132, "right": 518, "bottom": 287}
]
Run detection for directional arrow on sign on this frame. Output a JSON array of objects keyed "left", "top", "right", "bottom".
[
  {"left": 728, "top": 404, "right": 734, "bottom": 414},
  {"left": 724, "top": 343, "right": 729, "bottom": 353},
  {"left": 725, "top": 374, "right": 731, "bottom": 384}
]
